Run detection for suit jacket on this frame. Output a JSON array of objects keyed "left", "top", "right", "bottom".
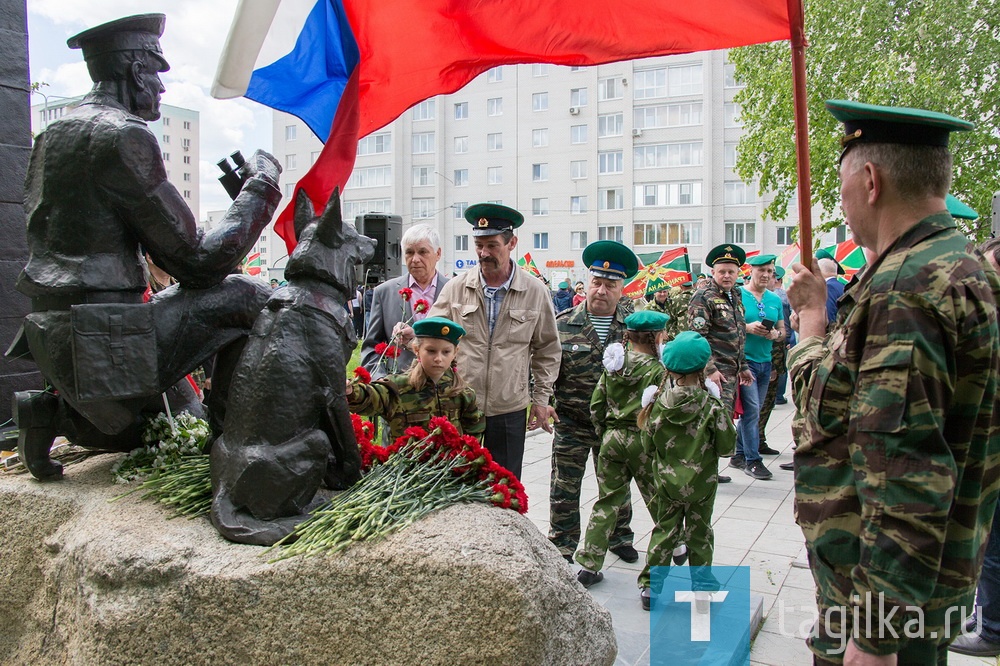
[{"left": 360, "top": 272, "right": 449, "bottom": 379}]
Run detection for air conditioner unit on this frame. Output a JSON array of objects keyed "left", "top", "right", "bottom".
[
  {"left": 569, "top": 106, "right": 580, "bottom": 115},
  {"left": 632, "top": 128, "right": 643, "bottom": 137}
]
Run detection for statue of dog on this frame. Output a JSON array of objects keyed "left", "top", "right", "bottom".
[{"left": 210, "top": 187, "right": 376, "bottom": 545}]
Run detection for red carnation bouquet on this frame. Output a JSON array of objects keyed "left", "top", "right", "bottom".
[
  {"left": 371, "top": 289, "right": 433, "bottom": 375},
  {"left": 268, "top": 414, "right": 527, "bottom": 560}
]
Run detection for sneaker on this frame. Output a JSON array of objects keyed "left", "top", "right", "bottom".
[
  {"left": 966, "top": 614, "right": 979, "bottom": 633},
  {"left": 744, "top": 460, "right": 773, "bottom": 480},
  {"left": 758, "top": 444, "right": 780, "bottom": 455},
  {"left": 641, "top": 587, "right": 652, "bottom": 611},
  {"left": 949, "top": 633, "right": 1000, "bottom": 657},
  {"left": 577, "top": 569, "right": 604, "bottom": 588},
  {"left": 610, "top": 544, "right": 639, "bottom": 563},
  {"left": 718, "top": 475, "right": 732, "bottom": 483},
  {"left": 672, "top": 544, "right": 688, "bottom": 566},
  {"left": 729, "top": 455, "right": 746, "bottom": 470}
]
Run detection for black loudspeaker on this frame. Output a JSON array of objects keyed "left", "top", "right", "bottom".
[{"left": 355, "top": 213, "right": 402, "bottom": 285}]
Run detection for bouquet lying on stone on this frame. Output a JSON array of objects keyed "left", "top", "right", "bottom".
[{"left": 267, "top": 414, "right": 527, "bottom": 560}]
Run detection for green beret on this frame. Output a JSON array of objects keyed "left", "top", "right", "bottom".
[
  {"left": 826, "top": 99, "right": 973, "bottom": 161},
  {"left": 625, "top": 310, "right": 670, "bottom": 331},
  {"left": 774, "top": 266, "right": 786, "bottom": 280},
  {"left": 815, "top": 248, "right": 845, "bottom": 275},
  {"left": 705, "top": 244, "right": 746, "bottom": 267},
  {"left": 582, "top": 241, "right": 639, "bottom": 280},
  {"left": 661, "top": 331, "right": 711, "bottom": 374},
  {"left": 946, "top": 194, "right": 979, "bottom": 220},
  {"left": 412, "top": 316, "right": 465, "bottom": 345},
  {"left": 746, "top": 254, "right": 777, "bottom": 267},
  {"left": 558, "top": 281, "right": 570, "bottom": 289},
  {"left": 465, "top": 203, "right": 524, "bottom": 237}
]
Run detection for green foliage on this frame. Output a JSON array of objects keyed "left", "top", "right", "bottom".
[{"left": 730, "top": 0, "right": 1000, "bottom": 241}]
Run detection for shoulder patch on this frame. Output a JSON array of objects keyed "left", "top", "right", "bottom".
[{"left": 692, "top": 316, "right": 707, "bottom": 329}]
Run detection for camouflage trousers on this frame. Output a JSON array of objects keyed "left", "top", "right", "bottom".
[
  {"left": 716, "top": 367, "right": 738, "bottom": 416},
  {"left": 650, "top": 488, "right": 718, "bottom": 590},
  {"left": 549, "top": 418, "right": 633, "bottom": 559},
  {"left": 575, "top": 426, "right": 665, "bottom": 588}
]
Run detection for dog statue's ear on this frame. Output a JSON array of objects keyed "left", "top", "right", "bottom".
[
  {"left": 314, "top": 187, "right": 345, "bottom": 247},
  {"left": 293, "top": 189, "right": 315, "bottom": 242}
]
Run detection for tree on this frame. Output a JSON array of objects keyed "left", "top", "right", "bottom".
[{"left": 730, "top": 0, "right": 1000, "bottom": 239}]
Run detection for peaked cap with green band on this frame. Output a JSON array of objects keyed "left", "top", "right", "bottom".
[
  {"left": 582, "top": 240, "right": 639, "bottom": 280},
  {"left": 945, "top": 194, "right": 979, "bottom": 221},
  {"left": 705, "top": 244, "right": 746, "bottom": 267},
  {"left": 815, "top": 248, "right": 845, "bottom": 275},
  {"left": 412, "top": 317, "right": 465, "bottom": 345},
  {"left": 826, "top": 100, "right": 973, "bottom": 161},
  {"left": 625, "top": 310, "right": 670, "bottom": 331},
  {"left": 464, "top": 203, "right": 524, "bottom": 236},
  {"left": 661, "top": 331, "right": 712, "bottom": 374}
]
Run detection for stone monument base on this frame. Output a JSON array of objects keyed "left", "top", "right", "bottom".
[{"left": 0, "top": 455, "right": 616, "bottom": 665}]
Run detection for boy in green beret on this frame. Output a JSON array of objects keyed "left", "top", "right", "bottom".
[
  {"left": 638, "top": 331, "right": 736, "bottom": 610},
  {"left": 575, "top": 310, "right": 669, "bottom": 592},
  {"left": 347, "top": 317, "right": 484, "bottom": 440}
]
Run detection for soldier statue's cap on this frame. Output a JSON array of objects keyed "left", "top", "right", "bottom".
[
  {"left": 625, "top": 310, "right": 670, "bottom": 332},
  {"left": 412, "top": 316, "right": 465, "bottom": 345},
  {"left": 746, "top": 254, "right": 777, "bottom": 267},
  {"left": 581, "top": 241, "right": 639, "bottom": 280},
  {"left": 67, "top": 14, "right": 169, "bottom": 71},
  {"left": 464, "top": 203, "right": 524, "bottom": 237},
  {"left": 705, "top": 244, "right": 746, "bottom": 267},
  {"left": 826, "top": 100, "right": 973, "bottom": 161},
  {"left": 661, "top": 331, "right": 712, "bottom": 374},
  {"left": 774, "top": 266, "right": 786, "bottom": 280},
  {"left": 946, "top": 194, "right": 979, "bottom": 220},
  {"left": 815, "top": 248, "right": 845, "bottom": 275}
]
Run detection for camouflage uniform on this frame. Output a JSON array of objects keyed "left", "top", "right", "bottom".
[
  {"left": 347, "top": 368, "right": 485, "bottom": 441},
  {"left": 575, "top": 350, "right": 665, "bottom": 587},
  {"left": 789, "top": 213, "right": 1000, "bottom": 661},
  {"left": 643, "top": 382, "right": 736, "bottom": 586},
  {"left": 757, "top": 336, "right": 787, "bottom": 447},
  {"left": 688, "top": 281, "right": 747, "bottom": 412},
  {"left": 649, "top": 288, "right": 693, "bottom": 342},
  {"left": 549, "top": 300, "right": 633, "bottom": 559}
]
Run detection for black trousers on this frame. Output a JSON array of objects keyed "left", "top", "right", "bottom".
[{"left": 484, "top": 409, "right": 528, "bottom": 479}]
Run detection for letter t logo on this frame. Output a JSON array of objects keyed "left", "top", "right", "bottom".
[{"left": 674, "top": 591, "right": 730, "bottom": 641}]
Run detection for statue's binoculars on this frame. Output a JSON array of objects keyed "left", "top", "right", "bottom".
[{"left": 217, "top": 151, "right": 248, "bottom": 201}]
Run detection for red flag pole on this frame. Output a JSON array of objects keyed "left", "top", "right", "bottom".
[{"left": 786, "top": 0, "right": 812, "bottom": 260}]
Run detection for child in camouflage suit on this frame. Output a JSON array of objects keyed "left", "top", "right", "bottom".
[
  {"left": 639, "top": 330, "right": 736, "bottom": 609},
  {"left": 575, "top": 311, "right": 668, "bottom": 595},
  {"left": 347, "top": 317, "right": 485, "bottom": 440}
]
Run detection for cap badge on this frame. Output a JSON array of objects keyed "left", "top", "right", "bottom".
[{"left": 477, "top": 218, "right": 489, "bottom": 227}]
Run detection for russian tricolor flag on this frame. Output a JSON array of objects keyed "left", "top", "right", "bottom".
[{"left": 213, "top": 0, "right": 794, "bottom": 253}]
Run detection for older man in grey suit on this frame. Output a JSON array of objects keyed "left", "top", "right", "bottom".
[{"left": 361, "top": 224, "right": 449, "bottom": 379}]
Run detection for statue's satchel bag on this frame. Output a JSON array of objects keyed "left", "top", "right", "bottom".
[{"left": 70, "top": 303, "right": 159, "bottom": 401}]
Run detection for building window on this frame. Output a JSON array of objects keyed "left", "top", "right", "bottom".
[
  {"left": 533, "top": 232, "right": 549, "bottom": 250},
  {"left": 348, "top": 165, "right": 392, "bottom": 188},
  {"left": 634, "top": 222, "right": 703, "bottom": 246},
  {"left": 344, "top": 199, "right": 392, "bottom": 219},
  {"left": 633, "top": 102, "right": 703, "bottom": 129},
  {"left": 532, "top": 128, "right": 549, "bottom": 147},
  {"left": 532, "top": 64, "right": 549, "bottom": 77},
  {"left": 162, "top": 134, "right": 170, "bottom": 143},
  {"left": 568, "top": 124, "right": 587, "bottom": 145},
  {"left": 183, "top": 120, "right": 191, "bottom": 130},
  {"left": 598, "top": 151, "right": 623, "bottom": 174},
  {"left": 285, "top": 125, "right": 297, "bottom": 141},
  {"left": 599, "top": 188, "right": 624, "bottom": 210},
  {"left": 634, "top": 68, "right": 667, "bottom": 100},
  {"left": 571, "top": 231, "right": 588, "bottom": 250},
  {"left": 724, "top": 143, "right": 737, "bottom": 168},
  {"left": 598, "top": 113, "right": 623, "bottom": 137},
  {"left": 412, "top": 166, "right": 434, "bottom": 186},
  {"left": 412, "top": 99, "right": 436, "bottom": 121},
  {"left": 183, "top": 190, "right": 191, "bottom": 199},
  {"left": 183, "top": 155, "right": 191, "bottom": 164},
  {"left": 724, "top": 63, "right": 743, "bottom": 88},
  {"left": 163, "top": 117, "right": 170, "bottom": 126},
  {"left": 454, "top": 169, "right": 469, "bottom": 186},
  {"left": 455, "top": 235, "right": 469, "bottom": 251},
  {"left": 285, "top": 154, "right": 297, "bottom": 171},
  {"left": 598, "top": 77, "right": 623, "bottom": 101},
  {"left": 487, "top": 66, "right": 503, "bottom": 82},
  {"left": 532, "top": 198, "right": 549, "bottom": 216},
  {"left": 412, "top": 132, "right": 435, "bottom": 154},
  {"left": 455, "top": 136, "right": 469, "bottom": 153},
  {"left": 162, "top": 152, "right": 169, "bottom": 161},
  {"left": 532, "top": 163, "right": 549, "bottom": 182},
  {"left": 183, "top": 172, "right": 191, "bottom": 181},
  {"left": 835, "top": 225, "right": 849, "bottom": 243},
  {"left": 570, "top": 196, "right": 588, "bottom": 214},
  {"left": 668, "top": 63, "right": 703, "bottom": 96},
  {"left": 724, "top": 103, "right": 742, "bottom": 128},
  {"left": 487, "top": 166, "right": 503, "bottom": 185},
  {"left": 532, "top": 92, "right": 549, "bottom": 112},
  {"left": 776, "top": 226, "right": 795, "bottom": 246},
  {"left": 284, "top": 182, "right": 296, "bottom": 198},
  {"left": 412, "top": 198, "right": 435, "bottom": 219},
  {"left": 487, "top": 132, "right": 502, "bottom": 151},
  {"left": 453, "top": 202, "right": 468, "bottom": 218},
  {"left": 724, "top": 181, "right": 755, "bottom": 205},
  {"left": 182, "top": 138, "right": 191, "bottom": 149},
  {"left": 725, "top": 222, "right": 756, "bottom": 244},
  {"left": 570, "top": 88, "right": 588, "bottom": 107},
  {"left": 570, "top": 160, "right": 588, "bottom": 179},
  {"left": 357, "top": 133, "right": 391, "bottom": 155},
  {"left": 487, "top": 97, "right": 503, "bottom": 116},
  {"left": 599, "top": 225, "right": 624, "bottom": 243},
  {"left": 454, "top": 102, "right": 468, "bottom": 120},
  {"left": 634, "top": 142, "right": 704, "bottom": 168},
  {"left": 633, "top": 182, "right": 703, "bottom": 207}
]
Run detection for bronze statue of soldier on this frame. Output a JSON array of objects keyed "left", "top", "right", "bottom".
[{"left": 7, "top": 14, "right": 282, "bottom": 480}]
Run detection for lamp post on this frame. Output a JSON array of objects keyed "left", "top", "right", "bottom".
[{"left": 269, "top": 254, "right": 290, "bottom": 283}]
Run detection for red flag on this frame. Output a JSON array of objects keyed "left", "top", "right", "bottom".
[
  {"left": 623, "top": 247, "right": 692, "bottom": 298},
  {"left": 739, "top": 250, "right": 761, "bottom": 279}
]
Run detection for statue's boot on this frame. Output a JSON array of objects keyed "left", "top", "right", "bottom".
[{"left": 12, "top": 390, "right": 62, "bottom": 480}]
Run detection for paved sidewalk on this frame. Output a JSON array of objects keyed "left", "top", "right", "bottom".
[{"left": 519, "top": 401, "right": 994, "bottom": 665}]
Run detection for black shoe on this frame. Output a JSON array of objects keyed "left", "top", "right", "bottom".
[
  {"left": 758, "top": 444, "right": 780, "bottom": 455},
  {"left": 563, "top": 554, "right": 574, "bottom": 564},
  {"left": 775, "top": 397, "right": 788, "bottom": 405},
  {"left": 718, "top": 475, "right": 731, "bottom": 483},
  {"left": 949, "top": 633, "right": 1000, "bottom": 657},
  {"left": 729, "top": 455, "right": 746, "bottom": 470},
  {"left": 966, "top": 614, "right": 979, "bottom": 633},
  {"left": 744, "top": 460, "right": 773, "bottom": 480},
  {"left": 779, "top": 461, "right": 795, "bottom": 471},
  {"left": 672, "top": 545, "right": 688, "bottom": 566},
  {"left": 641, "top": 587, "right": 652, "bottom": 611},
  {"left": 13, "top": 391, "right": 63, "bottom": 480},
  {"left": 610, "top": 544, "right": 639, "bottom": 563},
  {"left": 577, "top": 569, "right": 604, "bottom": 588}
]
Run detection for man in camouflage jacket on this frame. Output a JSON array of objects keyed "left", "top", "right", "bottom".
[
  {"left": 648, "top": 287, "right": 692, "bottom": 341},
  {"left": 788, "top": 100, "right": 1000, "bottom": 663}
]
